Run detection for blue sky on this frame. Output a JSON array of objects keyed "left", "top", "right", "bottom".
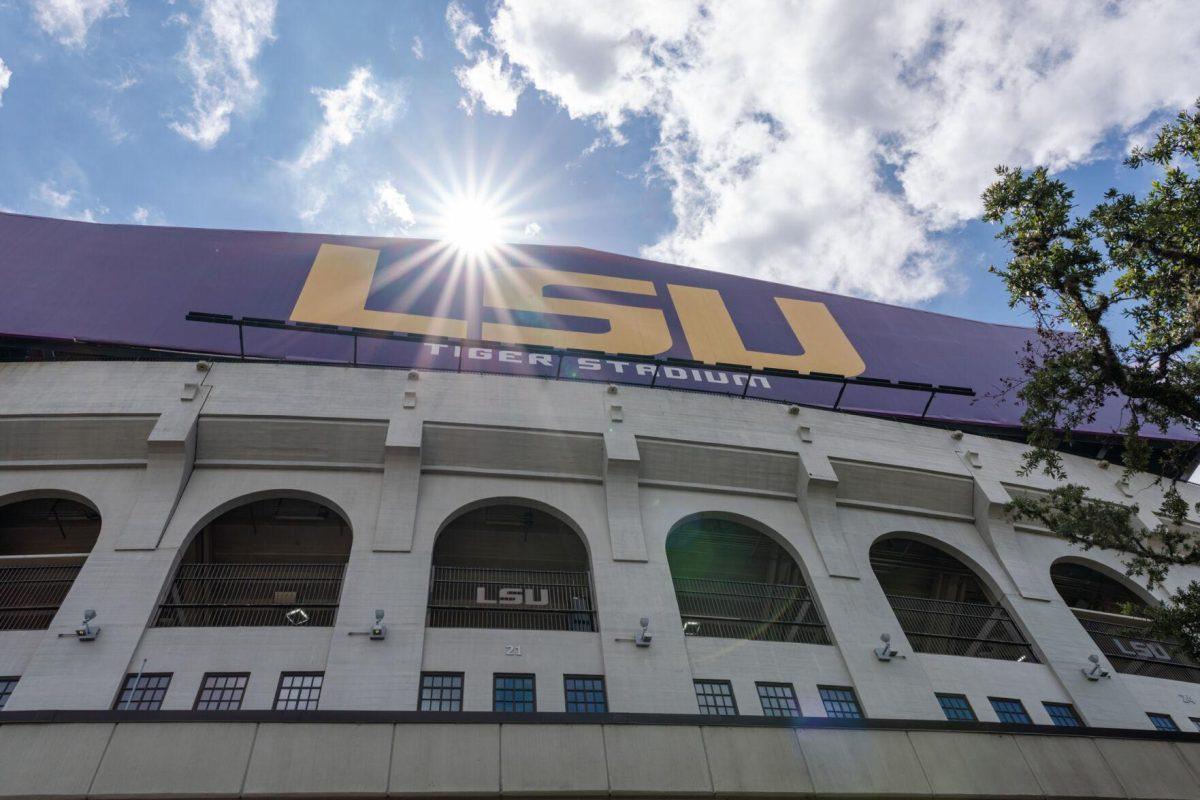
[{"left": 0, "top": 0, "right": 1196, "bottom": 327}]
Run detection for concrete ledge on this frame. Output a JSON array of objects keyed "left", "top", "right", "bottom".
[
  {"left": 90, "top": 722, "right": 255, "bottom": 798},
  {"left": 703, "top": 726, "right": 813, "bottom": 796},
  {"left": 603, "top": 724, "right": 713, "bottom": 796},
  {"left": 907, "top": 731, "right": 1041, "bottom": 798},
  {"left": 501, "top": 724, "right": 608, "bottom": 795},
  {"left": 796, "top": 729, "right": 931, "bottom": 797},
  {"left": 391, "top": 723, "right": 499, "bottom": 795},
  {"left": 1093, "top": 738, "right": 1200, "bottom": 800},
  {"left": 243, "top": 723, "right": 393, "bottom": 797},
  {"left": 0, "top": 722, "right": 114, "bottom": 799},
  {"left": 1013, "top": 735, "right": 1125, "bottom": 799}
]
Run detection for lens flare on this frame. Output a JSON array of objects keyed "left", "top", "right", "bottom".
[{"left": 438, "top": 195, "right": 505, "bottom": 255}]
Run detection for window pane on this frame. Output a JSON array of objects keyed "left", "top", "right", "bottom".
[
  {"left": 0, "top": 677, "right": 17, "bottom": 710},
  {"left": 194, "top": 673, "right": 249, "bottom": 711},
  {"left": 756, "top": 683, "right": 801, "bottom": 718},
  {"left": 694, "top": 680, "right": 737, "bottom": 716},
  {"left": 936, "top": 693, "right": 977, "bottom": 721},
  {"left": 819, "top": 686, "right": 863, "bottom": 719},
  {"left": 989, "top": 697, "right": 1031, "bottom": 724},
  {"left": 274, "top": 672, "right": 323, "bottom": 710},
  {"left": 113, "top": 673, "right": 172, "bottom": 711},
  {"left": 1043, "top": 702, "right": 1082, "bottom": 727},
  {"left": 493, "top": 674, "right": 535, "bottom": 712},
  {"left": 1147, "top": 713, "right": 1179, "bottom": 732},
  {"left": 420, "top": 672, "right": 464, "bottom": 712},
  {"left": 564, "top": 676, "right": 607, "bottom": 713}
]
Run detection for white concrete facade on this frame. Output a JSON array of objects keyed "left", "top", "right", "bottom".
[{"left": 1, "top": 359, "right": 1199, "bottom": 797}]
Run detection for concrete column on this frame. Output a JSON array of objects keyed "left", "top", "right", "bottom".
[{"left": 603, "top": 430, "right": 647, "bottom": 562}]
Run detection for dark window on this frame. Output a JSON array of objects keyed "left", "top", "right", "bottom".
[
  {"left": 1043, "top": 702, "right": 1083, "bottom": 727},
  {"left": 1190, "top": 717, "right": 1200, "bottom": 732},
  {"left": 936, "top": 693, "right": 977, "bottom": 721},
  {"left": 564, "top": 675, "right": 607, "bottom": 713},
  {"left": 194, "top": 673, "right": 249, "bottom": 710},
  {"left": 756, "top": 682, "right": 801, "bottom": 717},
  {"left": 493, "top": 674, "right": 535, "bottom": 712},
  {"left": 0, "top": 677, "right": 17, "bottom": 710},
  {"left": 274, "top": 672, "right": 323, "bottom": 710},
  {"left": 114, "top": 673, "right": 171, "bottom": 711},
  {"left": 694, "top": 679, "right": 738, "bottom": 715},
  {"left": 1147, "top": 712, "right": 1179, "bottom": 732},
  {"left": 989, "top": 697, "right": 1032, "bottom": 724},
  {"left": 419, "top": 672, "right": 464, "bottom": 712},
  {"left": 819, "top": 685, "right": 863, "bottom": 719}
]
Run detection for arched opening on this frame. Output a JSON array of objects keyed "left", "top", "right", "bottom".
[
  {"left": 665, "top": 516, "right": 829, "bottom": 644},
  {"left": 869, "top": 536, "right": 1037, "bottom": 662},
  {"left": 0, "top": 497, "right": 101, "bottom": 630},
  {"left": 427, "top": 503, "right": 596, "bottom": 631},
  {"left": 1051, "top": 560, "right": 1200, "bottom": 684},
  {"left": 155, "top": 496, "right": 351, "bottom": 628}
]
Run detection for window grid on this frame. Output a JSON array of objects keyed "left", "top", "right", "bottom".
[
  {"left": 1147, "top": 712, "right": 1179, "bottom": 732},
  {"left": 818, "top": 686, "right": 863, "bottom": 719},
  {"left": 1043, "top": 702, "right": 1083, "bottom": 727},
  {"left": 419, "top": 672, "right": 464, "bottom": 712},
  {"left": 936, "top": 693, "right": 977, "bottom": 721},
  {"left": 989, "top": 697, "right": 1032, "bottom": 724},
  {"left": 493, "top": 674, "right": 535, "bottom": 712},
  {"left": 1191, "top": 717, "right": 1200, "bottom": 732},
  {"left": 756, "top": 682, "right": 801, "bottom": 718},
  {"left": 194, "top": 673, "right": 249, "bottom": 711},
  {"left": 0, "top": 677, "right": 17, "bottom": 710},
  {"left": 694, "top": 679, "right": 738, "bottom": 716},
  {"left": 564, "top": 675, "right": 607, "bottom": 713},
  {"left": 274, "top": 672, "right": 323, "bottom": 711},
  {"left": 114, "top": 673, "right": 172, "bottom": 711}
]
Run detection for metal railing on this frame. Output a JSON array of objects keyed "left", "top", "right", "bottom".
[
  {"left": 674, "top": 576, "right": 831, "bottom": 645},
  {"left": 0, "top": 564, "right": 84, "bottom": 630},
  {"left": 885, "top": 594, "right": 1039, "bottom": 662},
  {"left": 154, "top": 563, "right": 346, "bottom": 627},
  {"left": 427, "top": 566, "right": 596, "bottom": 631},
  {"left": 1074, "top": 611, "right": 1200, "bottom": 684}
]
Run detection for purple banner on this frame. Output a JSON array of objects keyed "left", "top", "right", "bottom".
[{"left": 0, "top": 212, "right": 1190, "bottom": 443}]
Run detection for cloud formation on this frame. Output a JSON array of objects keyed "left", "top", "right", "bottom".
[
  {"left": 447, "top": 1, "right": 522, "bottom": 116},
  {"left": 32, "top": 0, "right": 127, "bottom": 48},
  {"left": 293, "top": 67, "right": 405, "bottom": 170},
  {"left": 0, "top": 58, "right": 10, "bottom": 107},
  {"left": 170, "top": 0, "right": 277, "bottom": 149},
  {"left": 367, "top": 181, "right": 416, "bottom": 233},
  {"left": 457, "top": 0, "right": 1200, "bottom": 304}
]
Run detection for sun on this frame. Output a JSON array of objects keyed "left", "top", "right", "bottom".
[{"left": 438, "top": 195, "right": 505, "bottom": 255}]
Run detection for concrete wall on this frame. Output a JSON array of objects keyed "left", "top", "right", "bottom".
[
  {"left": 0, "top": 718, "right": 1199, "bottom": 799},
  {"left": 1, "top": 360, "right": 1199, "bottom": 731}
]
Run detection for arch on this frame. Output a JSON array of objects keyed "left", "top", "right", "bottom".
[
  {"left": 664, "top": 513, "right": 830, "bottom": 644},
  {"left": 1050, "top": 557, "right": 1156, "bottom": 614},
  {"left": 1048, "top": 557, "right": 1200, "bottom": 684},
  {"left": 869, "top": 533, "right": 1038, "bottom": 663},
  {"left": 428, "top": 500, "right": 596, "bottom": 632},
  {"left": 0, "top": 494, "right": 102, "bottom": 630},
  {"left": 155, "top": 494, "right": 351, "bottom": 628}
]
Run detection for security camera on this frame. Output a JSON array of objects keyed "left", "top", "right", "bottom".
[
  {"left": 635, "top": 616, "right": 652, "bottom": 647},
  {"left": 1082, "top": 653, "right": 1110, "bottom": 681},
  {"left": 370, "top": 609, "right": 387, "bottom": 640},
  {"left": 285, "top": 608, "right": 310, "bottom": 626},
  {"left": 874, "top": 632, "right": 902, "bottom": 661},
  {"left": 74, "top": 609, "right": 100, "bottom": 641}
]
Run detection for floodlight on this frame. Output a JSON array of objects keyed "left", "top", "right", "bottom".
[
  {"left": 370, "top": 609, "right": 387, "bottom": 640},
  {"left": 75, "top": 609, "right": 100, "bottom": 641},
  {"left": 1082, "top": 653, "right": 1110, "bottom": 681},
  {"left": 635, "top": 616, "right": 653, "bottom": 647},
  {"left": 874, "top": 632, "right": 901, "bottom": 661},
  {"left": 682, "top": 620, "right": 702, "bottom": 636}
]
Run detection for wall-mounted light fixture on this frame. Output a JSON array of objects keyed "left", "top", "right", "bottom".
[
  {"left": 1082, "top": 654, "right": 1110, "bottom": 681},
  {"left": 615, "top": 616, "right": 653, "bottom": 647},
  {"left": 348, "top": 609, "right": 387, "bottom": 640},
  {"left": 285, "top": 608, "right": 310, "bottom": 626},
  {"left": 59, "top": 609, "right": 100, "bottom": 641},
  {"left": 874, "top": 632, "right": 902, "bottom": 661},
  {"left": 682, "top": 620, "right": 702, "bottom": 636}
]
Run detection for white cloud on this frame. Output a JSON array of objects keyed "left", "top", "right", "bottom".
[
  {"left": 37, "top": 182, "right": 75, "bottom": 210},
  {"left": 34, "top": 180, "right": 105, "bottom": 221},
  {"left": 0, "top": 58, "right": 10, "bottom": 107},
  {"left": 523, "top": 221, "right": 541, "bottom": 237},
  {"left": 292, "top": 67, "right": 405, "bottom": 170},
  {"left": 447, "top": 0, "right": 523, "bottom": 116},
  {"left": 169, "top": 0, "right": 276, "bottom": 149},
  {"left": 411, "top": 35, "right": 425, "bottom": 60},
  {"left": 32, "top": 0, "right": 127, "bottom": 48},
  {"left": 366, "top": 181, "right": 416, "bottom": 233},
  {"left": 131, "top": 206, "right": 149, "bottom": 224},
  {"left": 462, "top": 0, "right": 1200, "bottom": 304}
]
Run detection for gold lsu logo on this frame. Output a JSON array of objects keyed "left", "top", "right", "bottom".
[{"left": 290, "top": 243, "right": 866, "bottom": 376}]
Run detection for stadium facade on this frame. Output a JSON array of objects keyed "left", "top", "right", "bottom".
[{"left": 1, "top": 212, "right": 1199, "bottom": 799}]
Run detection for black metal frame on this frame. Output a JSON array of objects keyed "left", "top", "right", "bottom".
[
  {"left": 674, "top": 576, "right": 830, "bottom": 645},
  {"left": 936, "top": 693, "right": 977, "bottom": 721},
  {"left": 273, "top": 672, "right": 325, "bottom": 711},
  {"left": 493, "top": 673, "right": 536, "bottom": 713},
  {"left": 1074, "top": 613, "right": 1200, "bottom": 684},
  {"left": 693, "top": 679, "right": 739, "bottom": 716},
  {"left": 113, "top": 673, "right": 173, "bottom": 711},
  {"left": 884, "top": 594, "right": 1040, "bottom": 663},
  {"left": 419, "top": 672, "right": 465, "bottom": 712},
  {"left": 0, "top": 563, "right": 85, "bottom": 631},
  {"left": 1042, "top": 702, "right": 1083, "bottom": 727},
  {"left": 155, "top": 562, "right": 347, "bottom": 628},
  {"left": 818, "top": 686, "right": 864, "bottom": 719},
  {"left": 755, "top": 682, "right": 802, "bottom": 718},
  {"left": 989, "top": 697, "right": 1032, "bottom": 724},
  {"left": 193, "top": 672, "right": 251, "bottom": 711},
  {"left": 427, "top": 566, "right": 596, "bottom": 632},
  {"left": 563, "top": 675, "right": 608, "bottom": 714}
]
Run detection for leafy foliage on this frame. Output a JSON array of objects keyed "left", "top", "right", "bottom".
[{"left": 983, "top": 101, "right": 1200, "bottom": 656}]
